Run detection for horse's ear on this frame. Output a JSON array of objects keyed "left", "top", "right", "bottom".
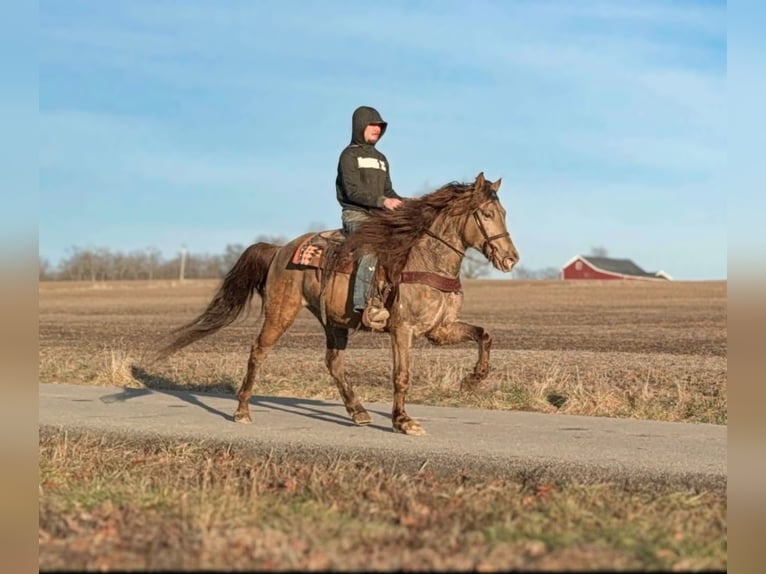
[
  {"left": 475, "top": 172, "right": 486, "bottom": 187},
  {"left": 490, "top": 177, "right": 502, "bottom": 192}
]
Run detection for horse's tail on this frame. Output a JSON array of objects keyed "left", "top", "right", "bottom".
[{"left": 157, "top": 242, "right": 280, "bottom": 360}]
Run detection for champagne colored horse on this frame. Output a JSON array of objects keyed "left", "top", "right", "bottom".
[{"left": 160, "top": 173, "right": 519, "bottom": 435}]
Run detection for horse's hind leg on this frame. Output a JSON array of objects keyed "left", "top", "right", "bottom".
[
  {"left": 324, "top": 326, "right": 371, "bottom": 425},
  {"left": 426, "top": 321, "right": 492, "bottom": 391},
  {"left": 233, "top": 285, "right": 303, "bottom": 423}
]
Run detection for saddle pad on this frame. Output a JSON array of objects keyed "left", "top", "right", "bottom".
[
  {"left": 290, "top": 230, "right": 350, "bottom": 271},
  {"left": 291, "top": 236, "right": 324, "bottom": 268}
]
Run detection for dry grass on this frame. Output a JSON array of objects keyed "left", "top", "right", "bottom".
[{"left": 39, "top": 428, "right": 726, "bottom": 572}]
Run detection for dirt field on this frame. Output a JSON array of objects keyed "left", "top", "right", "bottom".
[
  {"left": 39, "top": 278, "right": 727, "bottom": 424},
  {"left": 38, "top": 278, "right": 727, "bottom": 571}
]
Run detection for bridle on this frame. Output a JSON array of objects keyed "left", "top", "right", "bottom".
[{"left": 423, "top": 197, "right": 510, "bottom": 261}]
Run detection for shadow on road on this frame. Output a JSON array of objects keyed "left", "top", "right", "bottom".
[
  {"left": 105, "top": 370, "right": 231, "bottom": 421},
  {"left": 123, "top": 365, "right": 391, "bottom": 431},
  {"left": 250, "top": 397, "right": 391, "bottom": 432}
]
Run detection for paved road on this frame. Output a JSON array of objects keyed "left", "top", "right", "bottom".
[{"left": 39, "top": 382, "right": 726, "bottom": 490}]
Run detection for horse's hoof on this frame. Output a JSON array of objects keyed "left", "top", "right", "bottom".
[
  {"left": 352, "top": 411, "right": 372, "bottom": 426},
  {"left": 233, "top": 412, "right": 252, "bottom": 424},
  {"left": 393, "top": 420, "right": 427, "bottom": 436}
]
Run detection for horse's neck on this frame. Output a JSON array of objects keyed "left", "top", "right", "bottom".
[{"left": 406, "top": 218, "right": 465, "bottom": 276}]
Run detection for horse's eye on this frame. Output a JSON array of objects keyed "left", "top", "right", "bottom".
[{"left": 481, "top": 209, "right": 494, "bottom": 218}]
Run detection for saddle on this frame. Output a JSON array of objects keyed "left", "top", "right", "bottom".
[
  {"left": 290, "top": 230, "right": 392, "bottom": 327},
  {"left": 289, "top": 230, "right": 354, "bottom": 274}
]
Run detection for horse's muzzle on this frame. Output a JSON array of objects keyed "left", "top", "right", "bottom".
[
  {"left": 498, "top": 245, "right": 519, "bottom": 272},
  {"left": 484, "top": 239, "right": 519, "bottom": 273},
  {"left": 501, "top": 256, "right": 518, "bottom": 272}
]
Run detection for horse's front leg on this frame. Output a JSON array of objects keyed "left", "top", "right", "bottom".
[
  {"left": 390, "top": 326, "right": 426, "bottom": 435},
  {"left": 426, "top": 321, "right": 492, "bottom": 391}
]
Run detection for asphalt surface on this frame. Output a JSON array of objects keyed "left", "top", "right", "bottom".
[{"left": 39, "top": 382, "right": 726, "bottom": 491}]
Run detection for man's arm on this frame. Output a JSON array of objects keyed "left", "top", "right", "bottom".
[{"left": 383, "top": 158, "right": 402, "bottom": 200}]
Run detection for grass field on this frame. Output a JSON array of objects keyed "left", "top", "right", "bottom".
[
  {"left": 39, "top": 279, "right": 727, "bottom": 423},
  {"left": 39, "top": 279, "right": 727, "bottom": 570}
]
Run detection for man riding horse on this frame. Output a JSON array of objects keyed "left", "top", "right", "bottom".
[
  {"left": 160, "top": 171, "right": 520, "bottom": 435},
  {"left": 335, "top": 105, "right": 407, "bottom": 331}
]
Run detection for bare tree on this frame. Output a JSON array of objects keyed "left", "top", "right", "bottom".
[
  {"left": 589, "top": 245, "right": 608, "bottom": 257},
  {"left": 145, "top": 247, "right": 162, "bottom": 280},
  {"left": 39, "top": 257, "right": 52, "bottom": 281},
  {"left": 254, "top": 234, "right": 288, "bottom": 245},
  {"left": 221, "top": 243, "right": 246, "bottom": 275},
  {"left": 460, "top": 249, "right": 491, "bottom": 279},
  {"left": 92, "top": 247, "right": 115, "bottom": 281},
  {"left": 183, "top": 252, "right": 223, "bottom": 279},
  {"left": 306, "top": 221, "right": 328, "bottom": 232},
  {"left": 511, "top": 265, "right": 560, "bottom": 280},
  {"left": 58, "top": 247, "right": 95, "bottom": 281},
  {"left": 535, "top": 267, "right": 560, "bottom": 279},
  {"left": 511, "top": 265, "right": 534, "bottom": 279}
]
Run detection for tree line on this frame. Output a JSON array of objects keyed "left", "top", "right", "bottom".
[
  {"left": 38, "top": 235, "right": 287, "bottom": 282},
  {"left": 39, "top": 238, "right": 559, "bottom": 281}
]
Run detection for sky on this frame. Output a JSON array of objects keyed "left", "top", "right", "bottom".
[{"left": 38, "top": 0, "right": 727, "bottom": 280}]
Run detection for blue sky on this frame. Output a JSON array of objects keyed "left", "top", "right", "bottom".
[{"left": 39, "top": 0, "right": 726, "bottom": 279}]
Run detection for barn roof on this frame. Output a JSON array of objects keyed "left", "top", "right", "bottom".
[
  {"left": 582, "top": 256, "right": 657, "bottom": 277},
  {"left": 562, "top": 255, "right": 671, "bottom": 279}
]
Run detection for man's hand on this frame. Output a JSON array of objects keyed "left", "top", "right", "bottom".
[{"left": 383, "top": 197, "right": 404, "bottom": 210}]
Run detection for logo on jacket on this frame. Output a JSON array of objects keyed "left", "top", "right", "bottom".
[{"left": 357, "top": 157, "right": 387, "bottom": 171}]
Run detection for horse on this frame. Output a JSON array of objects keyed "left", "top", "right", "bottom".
[{"left": 159, "top": 172, "right": 519, "bottom": 435}]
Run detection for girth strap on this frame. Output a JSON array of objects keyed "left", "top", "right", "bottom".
[{"left": 400, "top": 271, "right": 462, "bottom": 293}]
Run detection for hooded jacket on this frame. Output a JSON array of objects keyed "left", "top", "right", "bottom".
[{"left": 336, "top": 106, "right": 402, "bottom": 214}]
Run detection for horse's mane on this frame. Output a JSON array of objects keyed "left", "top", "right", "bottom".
[{"left": 341, "top": 179, "right": 495, "bottom": 281}]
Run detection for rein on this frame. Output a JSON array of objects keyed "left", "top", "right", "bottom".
[{"left": 424, "top": 228, "right": 465, "bottom": 257}]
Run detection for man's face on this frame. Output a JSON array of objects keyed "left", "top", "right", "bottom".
[{"left": 363, "top": 124, "right": 383, "bottom": 144}]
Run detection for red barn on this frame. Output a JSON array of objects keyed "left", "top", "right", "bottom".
[{"left": 561, "top": 255, "right": 672, "bottom": 281}]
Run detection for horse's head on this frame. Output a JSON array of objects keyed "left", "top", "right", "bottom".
[{"left": 462, "top": 172, "right": 520, "bottom": 273}]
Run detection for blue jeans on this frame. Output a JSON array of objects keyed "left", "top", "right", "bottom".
[{"left": 342, "top": 211, "right": 377, "bottom": 311}]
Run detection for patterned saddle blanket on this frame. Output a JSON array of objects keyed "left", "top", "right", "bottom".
[{"left": 290, "top": 230, "right": 354, "bottom": 274}]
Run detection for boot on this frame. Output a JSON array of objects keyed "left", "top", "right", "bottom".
[{"left": 361, "top": 296, "right": 389, "bottom": 331}]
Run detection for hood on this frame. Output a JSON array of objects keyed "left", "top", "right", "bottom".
[{"left": 351, "top": 105, "right": 388, "bottom": 145}]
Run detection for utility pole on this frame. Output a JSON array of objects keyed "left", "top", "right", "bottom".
[{"left": 179, "top": 245, "right": 187, "bottom": 282}]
